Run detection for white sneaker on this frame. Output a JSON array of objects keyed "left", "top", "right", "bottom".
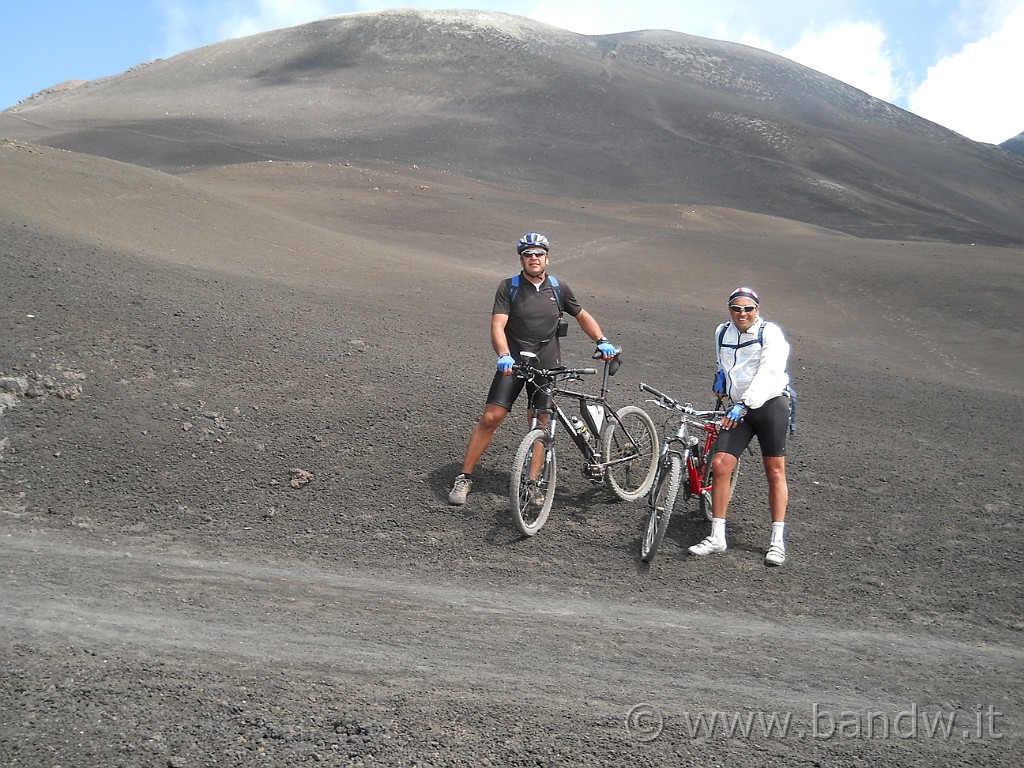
[
  {"left": 688, "top": 535, "right": 727, "bottom": 556},
  {"left": 448, "top": 474, "right": 473, "bottom": 505},
  {"left": 765, "top": 542, "right": 786, "bottom": 566}
]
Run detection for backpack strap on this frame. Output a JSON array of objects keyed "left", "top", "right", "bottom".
[
  {"left": 509, "top": 274, "right": 563, "bottom": 314},
  {"left": 717, "top": 321, "right": 763, "bottom": 351},
  {"left": 548, "top": 275, "right": 562, "bottom": 312}
]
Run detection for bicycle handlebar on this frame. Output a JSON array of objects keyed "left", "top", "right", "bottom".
[
  {"left": 639, "top": 382, "right": 724, "bottom": 421},
  {"left": 513, "top": 362, "right": 597, "bottom": 380}
]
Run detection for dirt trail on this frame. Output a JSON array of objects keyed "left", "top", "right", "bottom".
[{"left": 3, "top": 527, "right": 1021, "bottom": 766}]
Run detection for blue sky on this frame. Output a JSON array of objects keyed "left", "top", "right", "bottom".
[{"left": 1, "top": 1, "right": 1021, "bottom": 144}]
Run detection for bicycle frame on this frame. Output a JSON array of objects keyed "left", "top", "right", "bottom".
[
  {"left": 516, "top": 352, "right": 635, "bottom": 477},
  {"left": 640, "top": 383, "right": 723, "bottom": 501},
  {"left": 685, "top": 415, "right": 720, "bottom": 499}
]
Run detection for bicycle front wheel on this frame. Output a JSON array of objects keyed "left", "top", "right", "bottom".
[
  {"left": 509, "top": 428, "right": 557, "bottom": 536},
  {"left": 602, "top": 405, "right": 659, "bottom": 501},
  {"left": 641, "top": 454, "right": 682, "bottom": 562}
]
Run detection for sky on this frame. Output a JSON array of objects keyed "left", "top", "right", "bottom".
[{"left": 1, "top": 1, "right": 1021, "bottom": 144}]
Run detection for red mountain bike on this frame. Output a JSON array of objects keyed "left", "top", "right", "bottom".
[{"left": 637, "top": 382, "right": 738, "bottom": 562}]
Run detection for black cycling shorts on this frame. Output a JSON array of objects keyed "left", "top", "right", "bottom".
[
  {"left": 485, "top": 370, "right": 553, "bottom": 413},
  {"left": 714, "top": 394, "right": 790, "bottom": 458}
]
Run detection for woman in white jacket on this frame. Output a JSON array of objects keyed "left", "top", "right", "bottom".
[{"left": 689, "top": 287, "right": 792, "bottom": 566}]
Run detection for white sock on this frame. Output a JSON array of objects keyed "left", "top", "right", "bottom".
[
  {"left": 711, "top": 518, "right": 726, "bottom": 543},
  {"left": 771, "top": 521, "right": 786, "bottom": 546}
]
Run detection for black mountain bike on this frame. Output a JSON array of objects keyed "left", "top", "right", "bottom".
[{"left": 508, "top": 350, "right": 659, "bottom": 536}]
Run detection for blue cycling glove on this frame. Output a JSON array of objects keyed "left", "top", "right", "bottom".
[
  {"left": 497, "top": 354, "right": 515, "bottom": 373},
  {"left": 726, "top": 403, "right": 746, "bottom": 422},
  {"left": 713, "top": 369, "right": 727, "bottom": 395},
  {"left": 596, "top": 339, "right": 617, "bottom": 358}
]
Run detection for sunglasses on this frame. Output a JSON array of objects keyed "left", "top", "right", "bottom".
[
  {"left": 521, "top": 250, "right": 547, "bottom": 258},
  {"left": 729, "top": 305, "right": 758, "bottom": 313}
]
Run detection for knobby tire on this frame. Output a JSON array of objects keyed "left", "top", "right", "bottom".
[
  {"left": 601, "top": 405, "right": 659, "bottom": 502},
  {"left": 509, "top": 428, "right": 557, "bottom": 536},
  {"left": 641, "top": 454, "right": 682, "bottom": 562}
]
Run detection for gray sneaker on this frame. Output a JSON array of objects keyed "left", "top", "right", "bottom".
[{"left": 448, "top": 473, "right": 473, "bottom": 505}]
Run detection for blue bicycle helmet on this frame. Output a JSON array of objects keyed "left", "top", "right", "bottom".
[{"left": 517, "top": 232, "right": 549, "bottom": 255}]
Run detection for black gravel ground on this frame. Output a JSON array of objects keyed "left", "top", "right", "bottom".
[{"left": 2, "top": 167, "right": 1022, "bottom": 765}]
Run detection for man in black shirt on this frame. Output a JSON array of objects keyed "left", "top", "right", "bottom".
[{"left": 448, "top": 232, "right": 617, "bottom": 506}]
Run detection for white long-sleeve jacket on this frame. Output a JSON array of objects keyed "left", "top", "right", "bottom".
[{"left": 715, "top": 317, "right": 790, "bottom": 410}]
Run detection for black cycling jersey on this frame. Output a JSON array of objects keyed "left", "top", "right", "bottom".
[{"left": 492, "top": 273, "right": 581, "bottom": 368}]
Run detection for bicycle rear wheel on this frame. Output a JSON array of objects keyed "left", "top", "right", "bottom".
[
  {"left": 641, "top": 454, "right": 682, "bottom": 562},
  {"left": 699, "top": 449, "right": 740, "bottom": 521},
  {"left": 510, "top": 428, "right": 557, "bottom": 536},
  {"left": 602, "top": 405, "right": 659, "bottom": 501}
]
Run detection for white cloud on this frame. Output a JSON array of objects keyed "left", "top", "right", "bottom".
[
  {"left": 159, "top": 0, "right": 345, "bottom": 53},
  {"left": 216, "top": 0, "right": 342, "bottom": 39},
  {"left": 779, "top": 21, "right": 901, "bottom": 103},
  {"left": 909, "top": 2, "right": 1024, "bottom": 143}
]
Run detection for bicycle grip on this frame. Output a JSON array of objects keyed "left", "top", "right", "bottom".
[
  {"left": 594, "top": 349, "right": 622, "bottom": 377},
  {"left": 639, "top": 381, "right": 663, "bottom": 397}
]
